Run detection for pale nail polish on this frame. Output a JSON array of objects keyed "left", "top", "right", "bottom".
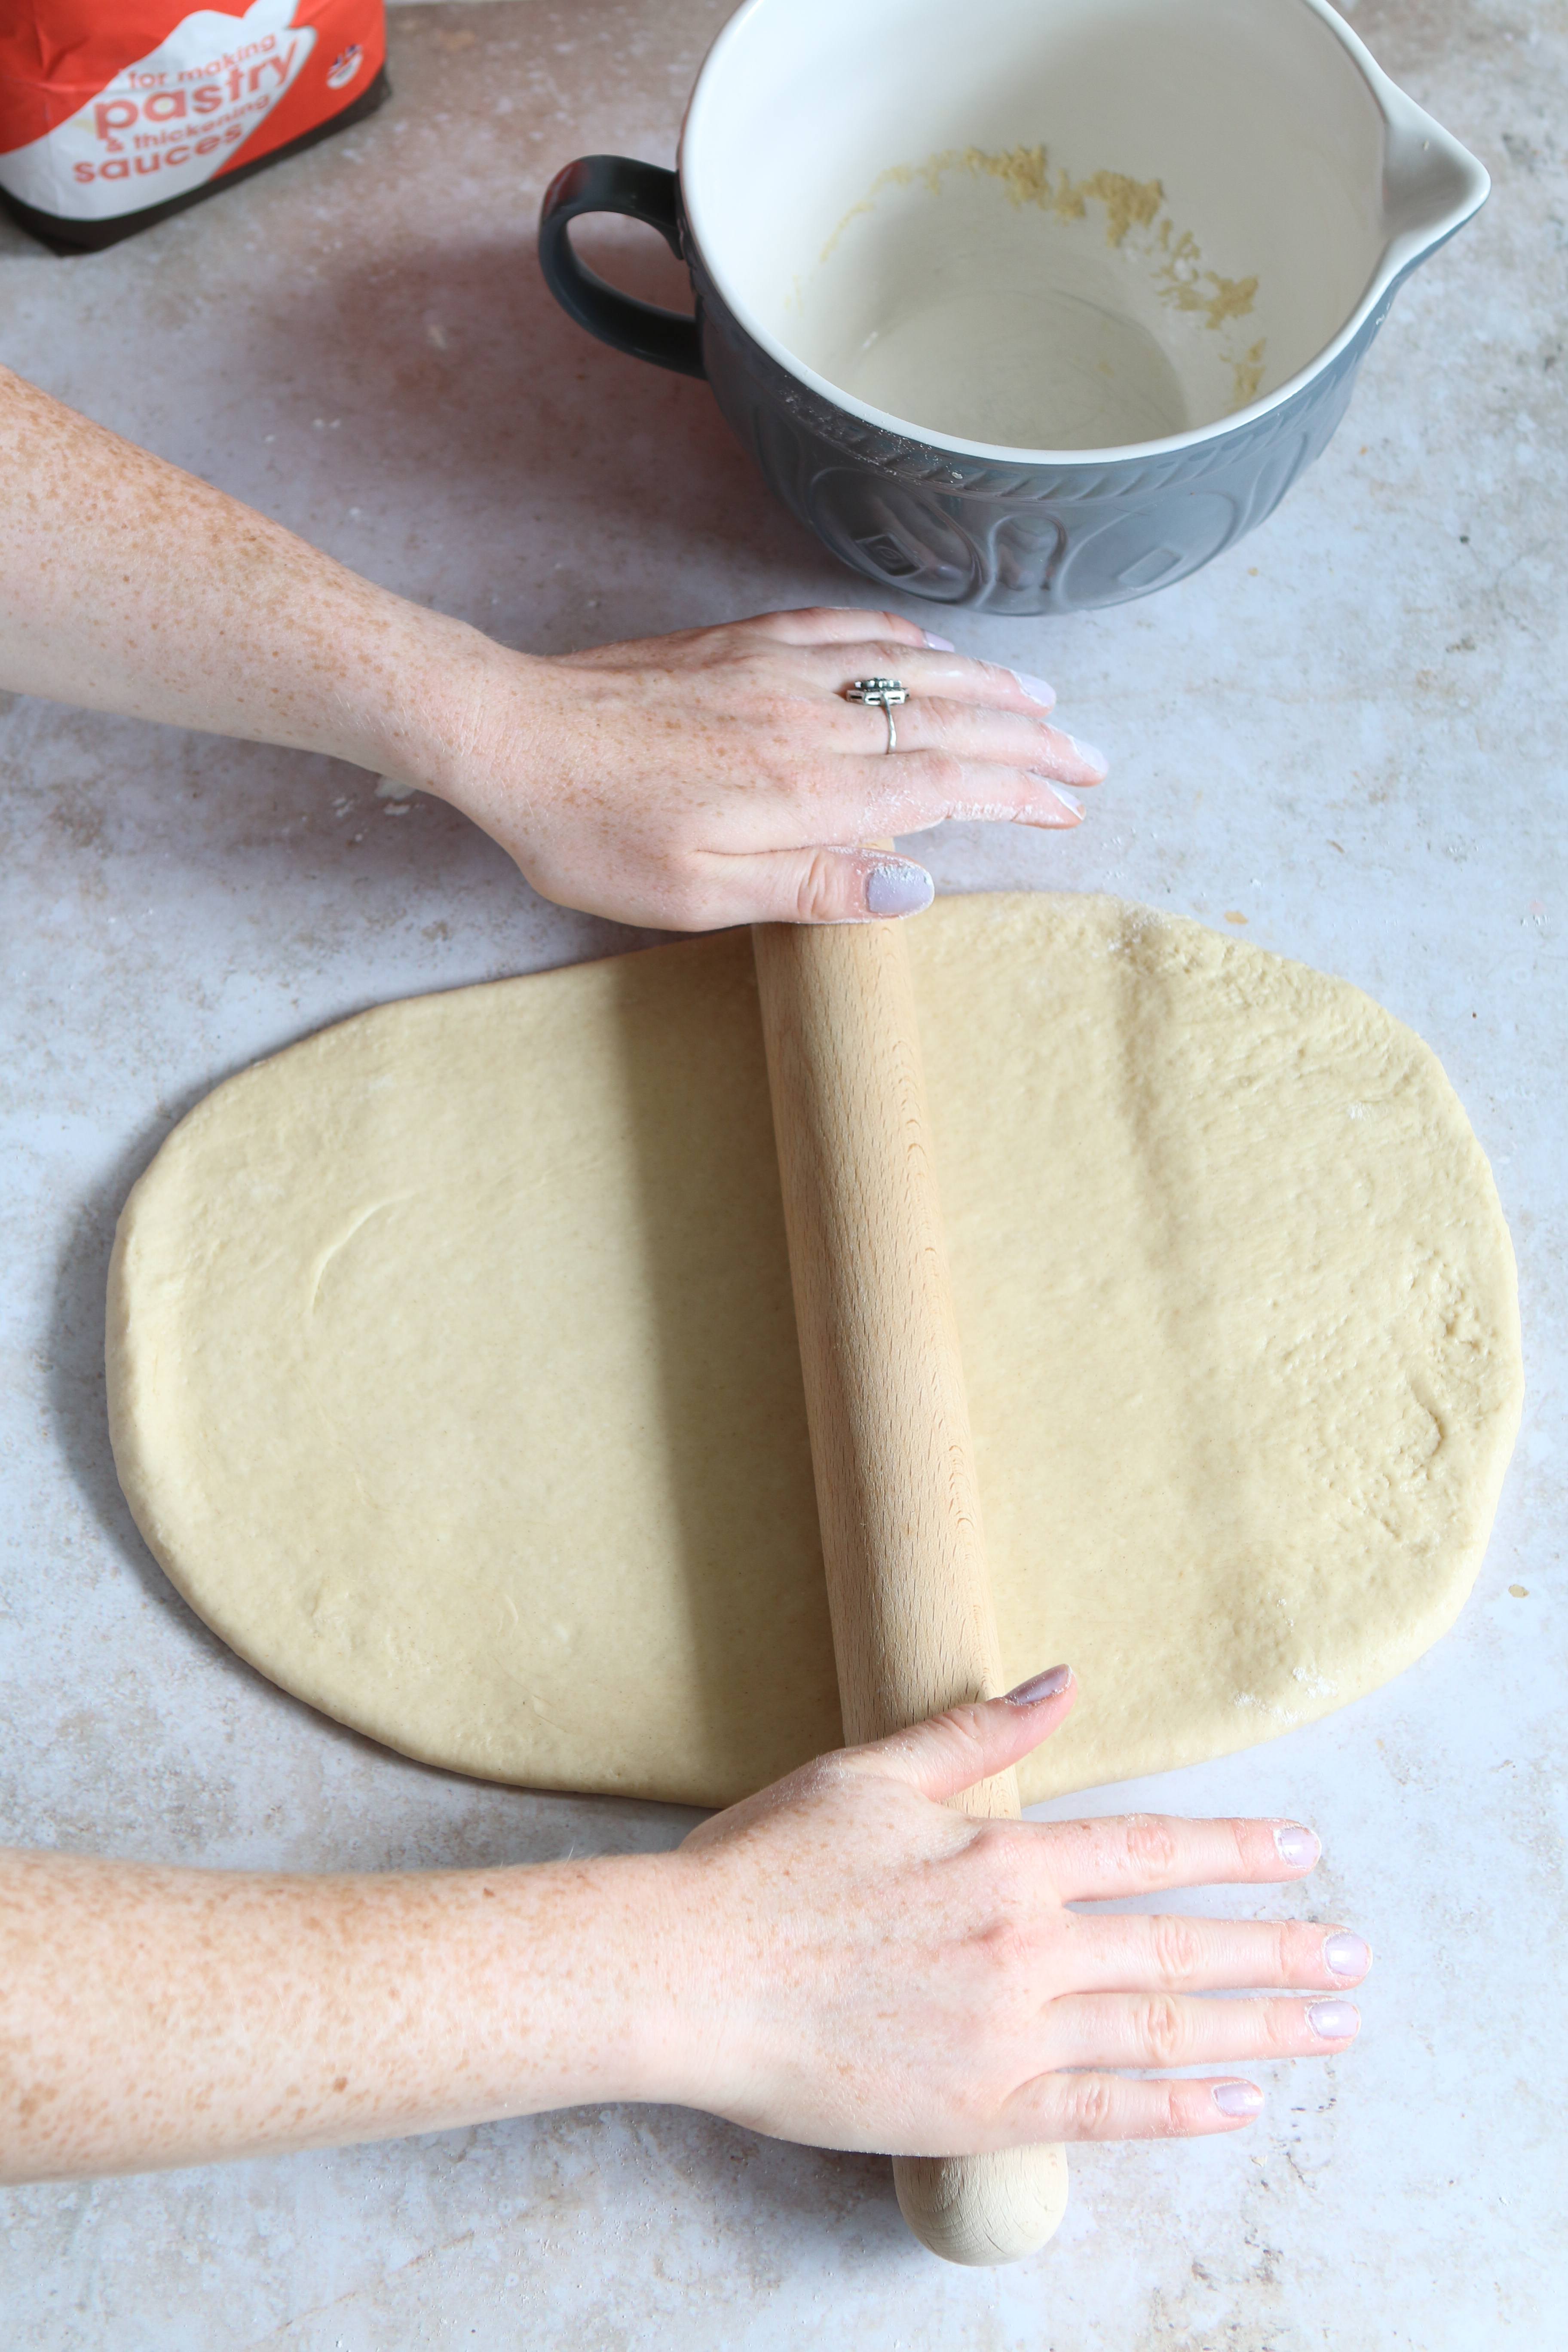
[
  {"left": 1274, "top": 1823, "right": 1320, "bottom": 1867},
  {"left": 923, "top": 631, "right": 956, "bottom": 652},
  {"left": 1002, "top": 1663, "right": 1073, "bottom": 1706},
  {"left": 1047, "top": 781, "right": 1083, "bottom": 818},
  {"left": 1307, "top": 1999, "right": 1360, "bottom": 2040},
  {"left": 1324, "top": 1932, "right": 1370, "bottom": 1979},
  {"left": 1009, "top": 668, "right": 1056, "bottom": 707},
  {"left": 1212, "top": 2080, "right": 1264, "bottom": 2118},
  {"left": 865, "top": 863, "right": 934, "bottom": 919},
  {"left": 1063, "top": 732, "right": 1109, "bottom": 776}
]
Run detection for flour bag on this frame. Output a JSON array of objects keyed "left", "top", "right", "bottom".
[{"left": 0, "top": 1, "right": 388, "bottom": 251}]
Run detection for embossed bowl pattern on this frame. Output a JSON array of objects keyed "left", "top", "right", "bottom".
[{"left": 686, "top": 241, "right": 1389, "bottom": 616}]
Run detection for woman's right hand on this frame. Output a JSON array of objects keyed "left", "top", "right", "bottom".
[
  {"left": 0, "top": 1672, "right": 1368, "bottom": 2184},
  {"left": 654, "top": 1669, "right": 1369, "bottom": 2154}
]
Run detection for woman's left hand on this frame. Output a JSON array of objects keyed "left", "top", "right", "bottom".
[
  {"left": 408, "top": 603, "right": 1108, "bottom": 929},
  {"left": 0, "top": 370, "right": 1105, "bottom": 936}
]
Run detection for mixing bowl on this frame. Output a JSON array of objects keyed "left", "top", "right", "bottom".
[{"left": 540, "top": 0, "right": 1487, "bottom": 613}]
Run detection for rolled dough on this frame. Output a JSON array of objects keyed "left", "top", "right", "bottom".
[{"left": 107, "top": 895, "right": 1522, "bottom": 1807}]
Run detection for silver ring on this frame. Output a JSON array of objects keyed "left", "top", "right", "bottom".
[{"left": 845, "top": 675, "right": 908, "bottom": 755}]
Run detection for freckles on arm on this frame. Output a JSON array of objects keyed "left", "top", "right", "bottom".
[
  {"left": 0, "top": 1846, "right": 679, "bottom": 2182},
  {"left": 0, "top": 363, "right": 487, "bottom": 777}
]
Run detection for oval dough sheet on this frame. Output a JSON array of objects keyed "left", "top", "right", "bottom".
[{"left": 107, "top": 894, "right": 1522, "bottom": 1807}]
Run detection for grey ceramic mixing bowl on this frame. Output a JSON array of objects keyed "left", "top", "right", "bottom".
[{"left": 540, "top": 0, "right": 1488, "bottom": 616}]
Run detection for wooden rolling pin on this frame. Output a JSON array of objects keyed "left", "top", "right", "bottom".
[{"left": 752, "top": 908, "right": 1068, "bottom": 2267}]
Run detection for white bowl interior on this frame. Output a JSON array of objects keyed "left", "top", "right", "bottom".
[{"left": 682, "top": 0, "right": 1479, "bottom": 455}]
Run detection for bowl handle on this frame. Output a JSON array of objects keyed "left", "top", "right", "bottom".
[{"left": 537, "top": 155, "right": 705, "bottom": 378}]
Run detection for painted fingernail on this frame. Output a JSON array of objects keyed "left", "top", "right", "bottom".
[
  {"left": 865, "top": 863, "right": 934, "bottom": 919},
  {"left": 1323, "top": 1932, "right": 1370, "bottom": 1979},
  {"left": 923, "top": 631, "right": 956, "bottom": 652},
  {"left": 1009, "top": 668, "right": 1057, "bottom": 707},
  {"left": 1043, "top": 780, "right": 1083, "bottom": 818},
  {"left": 1274, "top": 1823, "right": 1320, "bottom": 1867},
  {"left": 1307, "top": 2000, "right": 1360, "bottom": 2040},
  {"left": 1212, "top": 2080, "right": 1264, "bottom": 2118},
  {"left": 1002, "top": 1663, "right": 1073, "bottom": 1706},
  {"left": 1062, "top": 733, "right": 1109, "bottom": 776}
]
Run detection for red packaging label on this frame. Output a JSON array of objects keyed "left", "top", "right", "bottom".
[{"left": 0, "top": 2, "right": 386, "bottom": 221}]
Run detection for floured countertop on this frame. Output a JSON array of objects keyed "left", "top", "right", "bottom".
[{"left": 0, "top": 3, "right": 1563, "bottom": 2346}]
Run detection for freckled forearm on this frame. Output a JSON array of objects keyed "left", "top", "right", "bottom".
[
  {"left": 0, "top": 1846, "right": 685, "bottom": 2182},
  {"left": 0, "top": 362, "right": 509, "bottom": 788}
]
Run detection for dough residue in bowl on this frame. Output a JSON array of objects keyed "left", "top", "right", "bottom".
[{"left": 801, "top": 143, "right": 1268, "bottom": 444}]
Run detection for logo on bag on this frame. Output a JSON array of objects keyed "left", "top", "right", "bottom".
[
  {"left": 326, "top": 44, "right": 364, "bottom": 90},
  {"left": 0, "top": 0, "right": 317, "bottom": 222}
]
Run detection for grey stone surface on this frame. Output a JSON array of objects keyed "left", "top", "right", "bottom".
[{"left": 0, "top": 2, "right": 1562, "bottom": 2344}]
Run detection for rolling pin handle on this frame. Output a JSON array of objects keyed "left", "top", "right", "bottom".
[{"left": 896, "top": 2147, "right": 1069, "bottom": 2267}]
